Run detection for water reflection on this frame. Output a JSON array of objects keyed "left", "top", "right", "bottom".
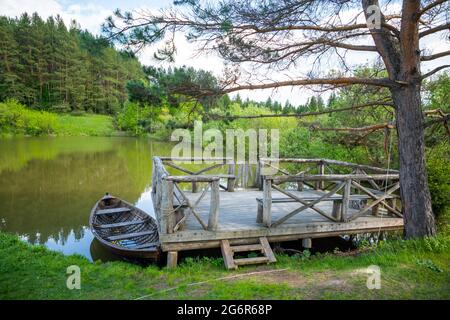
[{"left": 0, "top": 137, "right": 173, "bottom": 261}]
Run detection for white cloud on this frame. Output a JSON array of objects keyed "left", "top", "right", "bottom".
[
  {"left": 0, "top": 0, "right": 64, "bottom": 19},
  {"left": 0, "top": 0, "right": 113, "bottom": 34},
  {"left": 1, "top": 0, "right": 449, "bottom": 106}
]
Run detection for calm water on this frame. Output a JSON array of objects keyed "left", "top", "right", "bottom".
[{"left": 0, "top": 137, "right": 174, "bottom": 261}]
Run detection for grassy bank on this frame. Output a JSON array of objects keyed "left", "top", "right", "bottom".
[
  {"left": 54, "top": 114, "right": 116, "bottom": 136},
  {"left": 0, "top": 100, "right": 120, "bottom": 137},
  {"left": 0, "top": 230, "right": 448, "bottom": 300}
]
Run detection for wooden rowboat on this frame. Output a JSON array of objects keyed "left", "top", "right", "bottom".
[{"left": 89, "top": 193, "right": 160, "bottom": 260}]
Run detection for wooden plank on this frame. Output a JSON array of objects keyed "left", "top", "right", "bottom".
[
  {"left": 160, "top": 157, "right": 231, "bottom": 162},
  {"left": 207, "top": 180, "right": 220, "bottom": 231},
  {"left": 271, "top": 174, "right": 399, "bottom": 183},
  {"left": 173, "top": 186, "right": 210, "bottom": 232},
  {"left": 260, "top": 158, "right": 399, "bottom": 173},
  {"left": 194, "top": 163, "right": 225, "bottom": 175},
  {"left": 349, "top": 182, "right": 401, "bottom": 221},
  {"left": 164, "top": 161, "right": 195, "bottom": 175},
  {"left": 159, "top": 216, "right": 404, "bottom": 243},
  {"left": 235, "top": 257, "right": 269, "bottom": 266},
  {"left": 259, "top": 237, "right": 276, "bottom": 263},
  {"left": 220, "top": 240, "right": 236, "bottom": 270},
  {"left": 351, "top": 180, "right": 402, "bottom": 217},
  {"left": 165, "top": 175, "right": 220, "bottom": 182},
  {"left": 231, "top": 244, "right": 263, "bottom": 253},
  {"left": 162, "top": 179, "right": 175, "bottom": 233},
  {"left": 177, "top": 187, "right": 208, "bottom": 230},
  {"left": 256, "top": 201, "right": 263, "bottom": 223},
  {"left": 160, "top": 225, "right": 404, "bottom": 251},
  {"left": 316, "top": 162, "right": 325, "bottom": 190},
  {"left": 107, "top": 230, "right": 155, "bottom": 241},
  {"left": 331, "top": 201, "right": 342, "bottom": 221},
  {"left": 271, "top": 183, "right": 343, "bottom": 226},
  {"left": 262, "top": 178, "right": 272, "bottom": 227},
  {"left": 341, "top": 179, "right": 351, "bottom": 222},
  {"left": 95, "top": 207, "right": 131, "bottom": 216},
  {"left": 256, "top": 194, "right": 372, "bottom": 203},
  {"left": 95, "top": 219, "right": 148, "bottom": 229}
]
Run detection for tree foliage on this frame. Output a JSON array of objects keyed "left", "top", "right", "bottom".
[{"left": 0, "top": 13, "right": 144, "bottom": 113}]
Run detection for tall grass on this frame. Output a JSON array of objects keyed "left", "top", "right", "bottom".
[
  {"left": 0, "top": 100, "right": 57, "bottom": 135},
  {"left": 0, "top": 100, "right": 116, "bottom": 136}
]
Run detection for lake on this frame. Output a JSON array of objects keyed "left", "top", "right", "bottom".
[{"left": 0, "top": 137, "right": 174, "bottom": 261}]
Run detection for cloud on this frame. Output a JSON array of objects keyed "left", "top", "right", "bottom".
[
  {"left": 2, "top": 0, "right": 449, "bottom": 106},
  {"left": 0, "top": 0, "right": 113, "bottom": 34},
  {"left": 0, "top": 0, "right": 64, "bottom": 19}
]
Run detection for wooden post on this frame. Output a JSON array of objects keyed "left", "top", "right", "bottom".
[
  {"left": 331, "top": 201, "right": 342, "bottom": 221},
  {"left": 192, "top": 182, "right": 198, "bottom": 193},
  {"left": 257, "top": 161, "right": 263, "bottom": 191},
  {"left": 255, "top": 161, "right": 261, "bottom": 189},
  {"left": 297, "top": 181, "right": 304, "bottom": 191},
  {"left": 372, "top": 204, "right": 380, "bottom": 216},
  {"left": 227, "top": 162, "right": 235, "bottom": 192},
  {"left": 167, "top": 251, "right": 178, "bottom": 268},
  {"left": 386, "top": 198, "right": 397, "bottom": 216},
  {"left": 227, "top": 177, "right": 235, "bottom": 192},
  {"left": 161, "top": 179, "right": 174, "bottom": 234},
  {"left": 207, "top": 180, "right": 220, "bottom": 231},
  {"left": 302, "top": 238, "right": 312, "bottom": 249},
  {"left": 315, "top": 162, "right": 325, "bottom": 190},
  {"left": 256, "top": 201, "right": 263, "bottom": 223},
  {"left": 262, "top": 178, "right": 272, "bottom": 227},
  {"left": 341, "top": 179, "right": 351, "bottom": 222}
]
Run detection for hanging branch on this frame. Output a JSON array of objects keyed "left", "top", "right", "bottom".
[{"left": 204, "top": 100, "right": 394, "bottom": 120}]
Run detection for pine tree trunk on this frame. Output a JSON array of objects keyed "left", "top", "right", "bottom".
[{"left": 391, "top": 85, "right": 436, "bottom": 238}]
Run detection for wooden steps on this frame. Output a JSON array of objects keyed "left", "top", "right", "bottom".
[{"left": 220, "top": 237, "right": 277, "bottom": 270}]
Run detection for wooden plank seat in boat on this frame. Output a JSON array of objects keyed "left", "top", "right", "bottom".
[
  {"left": 107, "top": 230, "right": 156, "bottom": 241},
  {"left": 95, "top": 207, "right": 131, "bottom": 216},
  {"left": 95, "top": 218, "right": 149, "bottom": 229}
]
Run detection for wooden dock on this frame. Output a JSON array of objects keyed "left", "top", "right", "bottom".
[{"left": 151, "top": 156, "right": 404, "bottom": 268}]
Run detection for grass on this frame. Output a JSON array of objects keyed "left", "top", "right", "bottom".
[
  {"left": 0, "top": 229, "right": 449, "bottom": 300},
  {"left": 0, "top": 100, "right": 123, "bottom": 137},
  {"left": 54, "top": 114, "right": 117, "bottom": 136}
]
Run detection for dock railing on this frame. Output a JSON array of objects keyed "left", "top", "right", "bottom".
[
  {"left": 258, "top": 158, "right": 401, "bottom": 227},
  {"left": 152, "top": 156, "right": 239, "bottom": 234},
  {"left": 152, "top": 156, "right": 401, "bottom": 234}
]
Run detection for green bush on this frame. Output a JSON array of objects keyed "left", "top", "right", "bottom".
[
  {"left": 0, "top": 100, "right": 57, "bottom": 135},
  {"left": 426, "top": 142, "right": 450, "bottom": 217},
  {"left": 116, "top": 102, "right": 156, "bottom": 135}
]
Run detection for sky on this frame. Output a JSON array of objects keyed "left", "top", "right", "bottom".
[{"left": 1, "top": 0, "right": 449, "bottom": 105}]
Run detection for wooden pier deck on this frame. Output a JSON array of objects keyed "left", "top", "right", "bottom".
[
  {"left": 159, "top": 189, "right": 403, "bottom": 251},
  {"left": 151, "top": 156, "right": 404, "bottom": 267}
]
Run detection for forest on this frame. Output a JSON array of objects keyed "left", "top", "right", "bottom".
[
  {"left": 0, "top": 13, "right": 143, "bottom": 114},
  {"left": 0, "top": 14, "right": 448, "bottom": 220}
]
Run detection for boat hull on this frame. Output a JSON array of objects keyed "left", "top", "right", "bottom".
[{"left": 89, "top": 195, "right": 161, "bottom": 261}]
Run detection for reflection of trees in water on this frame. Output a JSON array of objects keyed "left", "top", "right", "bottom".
[{"left": 0, "top": 137, "right": 173, "bottom": 246}]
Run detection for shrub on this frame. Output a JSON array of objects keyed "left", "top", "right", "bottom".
[
  {"left": 426, "top": 142, "right": 450, "bottom": 217},
  {"left": 116, "top": 102, "right": 155, "bottom": 135},
  {"left": 0, "top": 100, "right": 57, "bottom": 135}
]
